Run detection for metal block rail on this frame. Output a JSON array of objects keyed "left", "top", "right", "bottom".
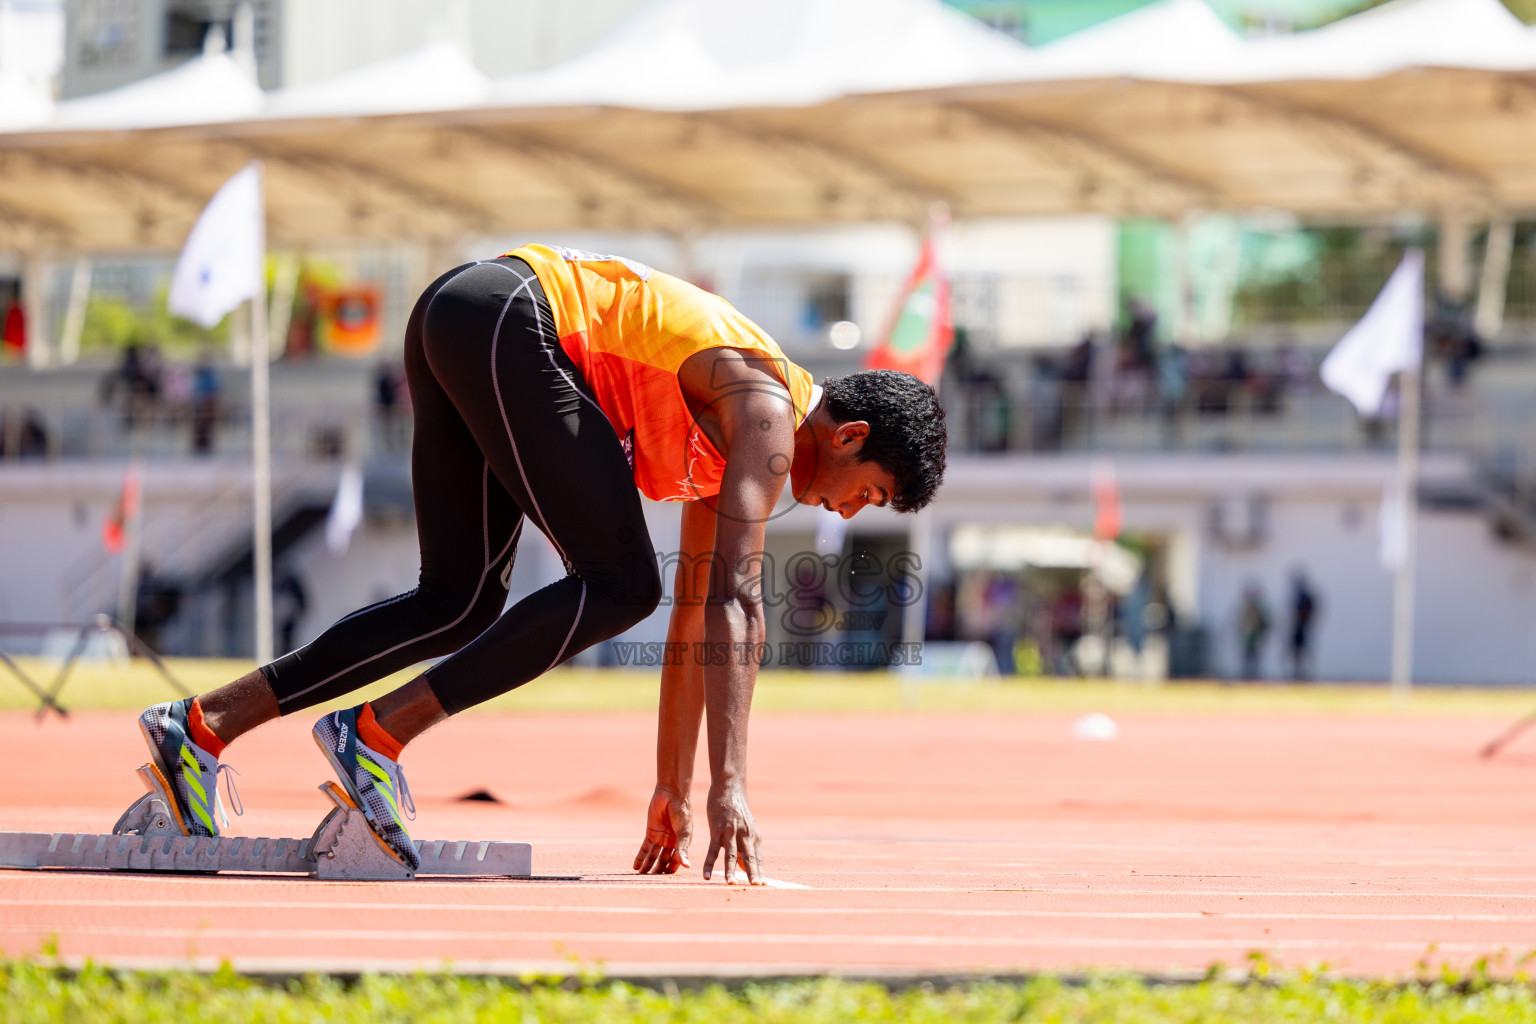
[{"left": 0, "top": 771, "right": 532, "bottom": 881}]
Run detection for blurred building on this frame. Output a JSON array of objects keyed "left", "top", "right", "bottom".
[
  {"left": 947, "top": 0, "right": 1430, "bottom": 42},
  {"left": 61, "top": 0, "right": 646, "bottom": 96}
]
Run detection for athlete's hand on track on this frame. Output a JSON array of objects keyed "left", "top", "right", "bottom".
[
  {"left": 633, "top": 786, "right": 692, "bottom": 875},
  {"left": 703, "top": 783, "right": 763, "bottom": 885}
]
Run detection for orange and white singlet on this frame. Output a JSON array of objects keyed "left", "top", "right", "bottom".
[{"left": 505, "top": 243, "right": 817, "bottom": 502}]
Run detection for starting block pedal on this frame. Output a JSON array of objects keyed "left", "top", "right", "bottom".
[{"left": 0, "top": 766, "right": 531, "bottom": 880}]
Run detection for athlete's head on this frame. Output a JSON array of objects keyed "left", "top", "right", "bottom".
[{"left": 792, "top": 370, "right": 947, "bottom": 518}]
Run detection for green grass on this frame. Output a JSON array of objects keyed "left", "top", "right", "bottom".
[
  {"left": 3, "top": 657, "right": 1534, "bottom": 718},
  {"left": 5, "top": 960, "right": 1536, "bottom": 1023}
]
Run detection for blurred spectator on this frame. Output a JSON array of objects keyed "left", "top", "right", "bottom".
[
  {"left": 1222, "top": 349, "right": 1251, "bottom": 404},
  {"left": 191, "top": 352, "right": 222, "bottom": 455},
  {"left": 375, "top": 360, "right": 405, "bottom": 450},
  {"left": 162, "top": 362, "right": 192, "bottom": 411},
  {"left": 1278, "top": 343, "right": 1311, "bottom": 391},
  {"left": 1049, "top": 587, "right": 1084, "bottom": 675},
  {"left": 1287, "top": 569, "right": 1319, "bottom": 681},
  {"left": 0, "top": 407, "right": 48, "bottom": 459},
  {"left": 925, "top": 581, "right": 957, "bottom": 642},
  {"left": 1028, "top": 356, "right": 1065, "bottom": 451},
  {"left": 1156, "top": 342, "right": 1189, "bottom": 442},
  {"left": 1115, "top": 300, "right": 1157, "bottom": 413},
  {"left": 1060, "top": 331, "right": 1095, "bottom": 443},
  {"left": 1237, "top": 583, "right": 1270, "bottom": 680},
  {"left": 100, "top": 344, "right": 164, "bottom": 429},
  {"left": 133, "top": 563, "right": 181, "bottom": 653},
  {"left": 1428, "top": 298, "right": 1482, "bottom": 388},
  {"left": 274, "top": 566, "right": 310, "bottom": 655}
]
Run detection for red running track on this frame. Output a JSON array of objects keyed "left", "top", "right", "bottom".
[{"left": 2, "top": 708, "right": 1535, "bottom": 977}]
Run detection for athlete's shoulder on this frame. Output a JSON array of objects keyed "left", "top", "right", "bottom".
[{"left": 503, "top": 243, "right": 654, "bottom": 282}]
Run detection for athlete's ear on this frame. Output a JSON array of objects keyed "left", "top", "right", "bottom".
[{"left": 832, "top": 420, "right": 871, "bottom": 449}]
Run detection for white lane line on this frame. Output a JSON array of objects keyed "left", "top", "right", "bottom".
[
  {"left": 8, "top": 876, "right": 1534, "bottom": 899},
  {"left": 756, "top": 888, "right": 1536, "bottom": 898},
  {"left": 761, "top": 877, "right": 810, "bottom": 889},
  {"left": 0, "top": 924, "right": 1518, "bottom": 954},
  {"left": 1, "top": 899, "right": 1532, "bottom": 923}
]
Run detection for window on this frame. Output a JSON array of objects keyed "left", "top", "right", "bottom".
[{"left": 76, "top": 0, "right": 137, "bottom": 68}]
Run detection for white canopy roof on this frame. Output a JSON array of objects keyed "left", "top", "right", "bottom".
[
  {"left": 47, "top": 51, "right": 264, "bottom": 131},
  {"left": 485, "top": 0, "right": 1034, "bottom": 111},
  {"left": 1226, "top": 0, "right": 1536, "bottom": 81},
  {"left": 0, "top": 68, "right": 53, "bottom": 131},
  {"left": 260, "top": 41, "right": 492, "bottom": 120},
  {"left": 1008, "top": 0, "right": 1245, "bottom": 83},
  {"left": 3, "top": 0, "right": 1536, "bottom": 251}
]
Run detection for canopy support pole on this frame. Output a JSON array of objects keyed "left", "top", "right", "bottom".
[
  {"left": 251, "top": 291, "right": 274, "bottom": 666},
  {"left": 23, "top": 255, "right": 50, "bottom": 370},
  {"left": 1389, "top": 367, "right": 1420, "bottom": 699},
  {"left": 1438, "top": 206, "right": 1472, "bottom": 303},
  {"left": 59, "top": 257, "right": 91, "bottom": 366},
  {"left": 1475, "top": 216, "right": 1513, "bottom": 342}
]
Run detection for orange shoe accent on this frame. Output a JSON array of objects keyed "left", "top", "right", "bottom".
[
  {"left": 357, "top": 703, "right": 404, "bottom": 761},
  {"left": 317, "top": 780, "right": 414, "bottom": 871},
  {"left": 138, "top": 762, "right": 191, "bottom": 836},
  {"left": 187, "top": 698, "right": 226, "bottom": 758}
]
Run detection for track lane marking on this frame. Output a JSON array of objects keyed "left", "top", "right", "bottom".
[
  {"left": 0, "top": 925, "right": 1522, "bottom": 954},
  {"left": 1, "top": 899, "right": 1533, "bottom": 922}
]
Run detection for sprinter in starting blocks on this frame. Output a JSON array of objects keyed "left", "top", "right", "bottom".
[{"left": 3, "top": 245, "right": 944, "bottom": 883}]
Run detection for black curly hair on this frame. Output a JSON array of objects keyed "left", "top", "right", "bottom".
[{"left": 821, "top": 370, "right": 947, "bottom": 513}]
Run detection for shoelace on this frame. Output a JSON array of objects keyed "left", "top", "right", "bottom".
[
  {"left": 395, "top": 765, "right": 417, "bottom": 822},
  {"left": 214, "top": 764, "right": 244, "bottom": 829}
]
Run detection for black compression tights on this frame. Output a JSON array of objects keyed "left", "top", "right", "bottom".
[{"left": 261, "top": 257, "right": 663, "bottom": 717}]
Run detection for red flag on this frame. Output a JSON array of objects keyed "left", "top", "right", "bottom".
[
  {"left": 2, "top": 301, "right": 24, "bottom": 356},
  {"left": 1091, "top": 458, "right": 1122, "bottom": 542},
  {"left": 865, "top": 214, "right": 952, "bottom": 385},
  {"left": 102, "top": 464, "right": 143, "bottom": 554}
]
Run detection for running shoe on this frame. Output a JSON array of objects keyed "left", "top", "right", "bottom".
[
  {"left": 312, "top": 706, "right": 420, "bottom": 871},
  {"left": 137, "top": 698, "right": 242, "bottom": 838}
]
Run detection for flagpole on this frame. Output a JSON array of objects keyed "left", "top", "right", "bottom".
[
  {"left": 1389, "top": 366, "right": 1420, "bottom": 699},
  {"left": 251, "top": 287, "right": 273, "bottom": 666}
]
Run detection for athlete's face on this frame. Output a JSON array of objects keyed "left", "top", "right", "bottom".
[{"left": 793, "top": 421, "right": 897, "bottom": 520}]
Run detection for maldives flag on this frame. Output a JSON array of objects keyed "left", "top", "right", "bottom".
[{"left": 865, "top": 222, "right": 953, "bottom": 385}]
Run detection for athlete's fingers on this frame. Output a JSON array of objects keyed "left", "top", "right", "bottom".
[
  {"left": 638, "top": 828, "right": 675, "bottom": 873},
  {"left": 703, "top": 830, "right": 726, "bottom": 881},
  {"left": 675, "top": 822, "right": 693, "bottom": 867},
  {"left": 723, "top": 828, "right": 739, "bottom": 884},
  {"left": 738, "top": 830, "right": 762, "bottom": 886}
]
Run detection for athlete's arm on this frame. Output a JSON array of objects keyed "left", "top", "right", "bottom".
[
  {"left": 633, "top": 499, "right": 714, "bottom": 875},
  {"left": 690, "top": 358, "right": 796, "bottom": 885}
]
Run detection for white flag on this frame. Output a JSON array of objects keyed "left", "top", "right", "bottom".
[
  {"left": 168, "top": 163, "right": 264, "bottom": 329},
  {"left": 1320, "top": 249, "right": 1423, "bottom": 417},
  {"left": 325, "top": 464, "right": 364, "bottom": 556}
]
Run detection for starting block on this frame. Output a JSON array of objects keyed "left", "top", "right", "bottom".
[{"left": 0, "top": 766, "right": 532, "bottom": 881}]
